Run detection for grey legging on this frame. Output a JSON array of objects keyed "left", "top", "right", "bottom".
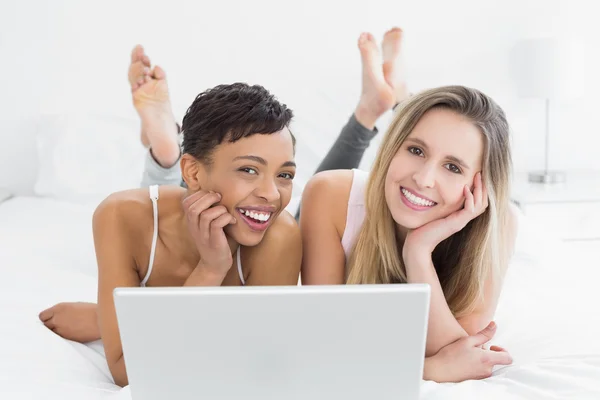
[{"left": 140, "top": 114, "right": 378, "bottom": 219}]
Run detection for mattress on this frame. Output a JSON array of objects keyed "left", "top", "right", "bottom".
[{"left": 1, "top": 196, "right": 599, "bottom": 400}]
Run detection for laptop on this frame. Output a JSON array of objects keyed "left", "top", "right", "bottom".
[{"left": 113, "top": 284, "right": 430, "bottom": 400}]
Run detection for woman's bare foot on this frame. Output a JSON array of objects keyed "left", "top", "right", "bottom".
[
  {"left": 382, "top": 27, "right": 410, "bottom": 105},
  {"left": 354, "top": 33, "right": 396, "bottom": 130},
  {"left": 39, "top": 302, "right": 101, "bottom": 343},
  {"left": 128, "top": 45, "right": 180, "bottom": 168},
  {"left": 129, "top": 45, "right": 152, "bottom": 147}
]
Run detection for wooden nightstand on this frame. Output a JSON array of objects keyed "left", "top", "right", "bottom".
[{"left": 511, "top": 171, "right": 600, "bottom": 259}]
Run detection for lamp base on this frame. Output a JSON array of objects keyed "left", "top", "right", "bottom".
[{"left": 528, "top": 170, "right": 566, "bottom": 184}]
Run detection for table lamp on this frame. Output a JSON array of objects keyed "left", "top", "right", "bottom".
[{"left": 510, "top": 37, "right": 585, "bottom": 184}]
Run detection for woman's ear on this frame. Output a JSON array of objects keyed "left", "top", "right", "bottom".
[{"left": 180, "top": 154, "right": 206, "bottom": 191}]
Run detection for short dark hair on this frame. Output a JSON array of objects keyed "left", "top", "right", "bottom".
[{"left": 181, "top": 82, "right": 295, "bottom": 164}]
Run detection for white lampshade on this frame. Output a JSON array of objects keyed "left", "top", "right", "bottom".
[{"left": 510, "top": 37, "right": 586, "bottom": 101}]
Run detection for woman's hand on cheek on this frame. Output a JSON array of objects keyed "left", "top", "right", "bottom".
[
  {"left": 182, "top": 190, "right": 237, "bottom": 277},
  {"left": 403, "top": 172, "right": 488, "bottom": 261}
]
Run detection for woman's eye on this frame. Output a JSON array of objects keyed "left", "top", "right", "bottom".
[
  {"left": 279, "top": 172, "right": 294, "bottom": 180},
  {"left": 408, "top": 146, "right": 424, "bottom": 156},
  {"left": 445, "top": 164, "right": 462, "bottom": 174},
  {"left": 240, "top": 168, "right": 258, "bottom": 175}
]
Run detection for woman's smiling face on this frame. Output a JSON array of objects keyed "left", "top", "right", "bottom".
[{"left": 384, "top": 108, "right": 484, "bottom": 230}]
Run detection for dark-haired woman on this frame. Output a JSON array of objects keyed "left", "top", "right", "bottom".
[{"left": 39, "top": 50, "right": 302, "bottom": 385}]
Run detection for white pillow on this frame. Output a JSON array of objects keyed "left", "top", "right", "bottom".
[{"left": 34, "top": 113, "right": 147, "bottom": 204}]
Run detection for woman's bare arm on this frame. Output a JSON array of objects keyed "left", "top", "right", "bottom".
[
  {"left": 300, "top": 170, "right": 353, "bottom": 285},
  {"left": 94, "top": 195, "right": 142, "bottom": 387}
]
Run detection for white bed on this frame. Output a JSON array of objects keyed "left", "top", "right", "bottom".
[{"left": 1, "top": 193, "right": 600, "bottom": 400}]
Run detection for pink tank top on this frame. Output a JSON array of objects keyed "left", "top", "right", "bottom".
[{"left": 341, "top": 169, "right": 369, "bottom": 261}]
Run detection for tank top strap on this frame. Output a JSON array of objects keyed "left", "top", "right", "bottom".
[{"left": 141, "top": 185, "right": 159, "bottom": 287}]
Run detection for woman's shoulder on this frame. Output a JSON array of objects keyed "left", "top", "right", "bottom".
[
  {"left": 253, "top": 209, "right": 300, "bottom": 252},
  {"left": 243, "top": 209, "right": 302, "bottom": 282},
  {"left": 301, "top": 169, "right": 365, "bottom": 239},
  {"left": 303, "top": 169, "right": 355, "bottom": 205},
  {"left": 92, "top": 185, "right": 186, "bottom": 236}
]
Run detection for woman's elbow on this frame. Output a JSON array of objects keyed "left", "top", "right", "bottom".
[
  {"left": 113, "top": 374, "right": 128, "bottom": 388},
  {"left": 426, "top": 332, "right": 467, "bottom": 357},
  {"left": 108, "top": 355, "right": 129, "bottom": 387},
  {"left": 458, "top": 314, "right": 491, "bottom": 337}
]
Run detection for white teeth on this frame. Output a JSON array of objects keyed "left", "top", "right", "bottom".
[
  {"left": 401, "top": 188, "right": 435, "bottom": 207},
  {"left": 240, "top": 209, "right": 271, "bottom": 222}
]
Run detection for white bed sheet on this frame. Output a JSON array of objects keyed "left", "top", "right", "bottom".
[{"left": 1, "top": 196, "right": 599, "bottom": 400}]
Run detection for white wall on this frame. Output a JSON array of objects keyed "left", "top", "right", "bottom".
[{"left": 0, "top": 0, "right": 598, "bottom": 195}]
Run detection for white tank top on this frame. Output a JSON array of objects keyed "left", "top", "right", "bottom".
[
  {"left": 140, "top": 185, "right": 245, "bottom": 287},
  {"left": 341, "top": 169, "right": 368, "bottom": 260}
]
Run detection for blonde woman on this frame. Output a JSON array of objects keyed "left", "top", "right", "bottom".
[{"left": 300, "top": 33, "right": 517, "bottom": 383}]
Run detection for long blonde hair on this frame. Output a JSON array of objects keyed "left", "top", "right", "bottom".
[{"left": 346, "top": 86, "right": 513, "bottom": 318}]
